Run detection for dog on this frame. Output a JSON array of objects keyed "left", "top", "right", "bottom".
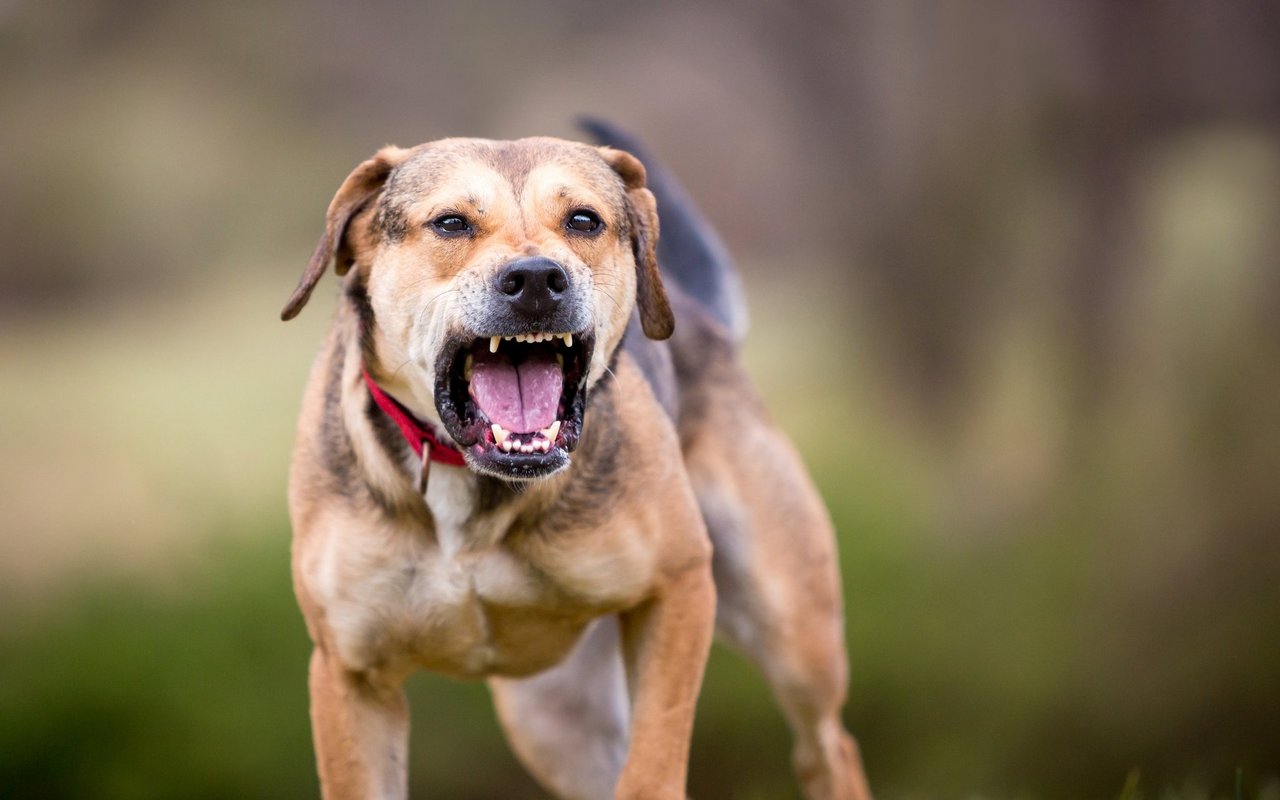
[{"left": 281, "top": 120, "right": 871, "bottom": 800}]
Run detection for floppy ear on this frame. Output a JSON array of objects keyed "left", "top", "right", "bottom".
[
  {"left": 281, "top": 146, "right": 408, "bottom": 321},
  {"left": 599, "top": 147, "right": 674, "bottom": 340}
]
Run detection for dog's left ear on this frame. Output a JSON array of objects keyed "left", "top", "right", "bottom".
[
  {"left": 281, "top": 146, "right": 408, "bottom": 321},
  {"left": 599, "top": 147, "right": 674, "bottom": 340}
]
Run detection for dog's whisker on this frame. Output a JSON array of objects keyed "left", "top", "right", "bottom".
[
  {"left": 419, "top": 288, "right": 462, "bottom": 317},
  {"left": 590, "top": 286, "right": 625, "bottom": 313},
  {"left": 389, "top": 358, "right": 413, "bottom": 379}
]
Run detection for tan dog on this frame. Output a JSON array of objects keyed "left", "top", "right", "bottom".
[{"left": 281, "top": 121, "right": 871, "bottom": 800}]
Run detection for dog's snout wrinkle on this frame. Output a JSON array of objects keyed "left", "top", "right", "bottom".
[{"left": 495, "top": 257, "right": 570, "bottom": 320}]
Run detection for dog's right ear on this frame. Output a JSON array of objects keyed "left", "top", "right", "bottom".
[{"left": 281, "top": 146, "right": 408, "bottom": 321}]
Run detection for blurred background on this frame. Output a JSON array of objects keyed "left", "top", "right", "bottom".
[{"left": 2, "top": 1, "right": 1278, "bottom": 797}]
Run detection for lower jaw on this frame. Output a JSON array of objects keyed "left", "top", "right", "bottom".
[{"left": 464, "top": 442, "right": 571, "bottom": 481}]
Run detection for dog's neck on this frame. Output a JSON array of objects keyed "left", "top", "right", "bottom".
[
  {"left": 361, "top": 365, "right": 465, "bottom": 469},
  {"left": 334, "top": 317, "right": 554, "bottom": 541}
]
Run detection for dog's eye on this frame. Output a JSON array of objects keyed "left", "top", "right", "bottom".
[
  {"left": 431, "top": 214, "right": 472, "bottom": 236},
  {"left": 566, "top": 210, "right": 603, "bottom": 234}
]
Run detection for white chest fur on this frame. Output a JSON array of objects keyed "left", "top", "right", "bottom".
[{"left": 425, "top": 465, "right": 501, "bottom": 558}]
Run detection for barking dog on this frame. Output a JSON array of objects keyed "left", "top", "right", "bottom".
[{"left": 282, "top": 120, "right": 871, "bottom": 800}]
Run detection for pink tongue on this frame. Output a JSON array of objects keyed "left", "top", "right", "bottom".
[{"left": 470, "top": 349, "right": 563, "bottom": 433}]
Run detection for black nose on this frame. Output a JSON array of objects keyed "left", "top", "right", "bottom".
[{"left": 495, "top": 257, "right": 570, "bottom": 318}]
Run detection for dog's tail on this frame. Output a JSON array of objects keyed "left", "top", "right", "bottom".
[{"left": 580, "top": 118, "right": 749, "bottom": 342}]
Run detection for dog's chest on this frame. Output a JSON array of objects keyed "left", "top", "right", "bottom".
[{"left": 317, "top": 469, "right": 646, "bottom": 679}]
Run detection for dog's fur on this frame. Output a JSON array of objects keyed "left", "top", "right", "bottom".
[{"left": 283, "top": 123, "right": 870, "bottom": 800}]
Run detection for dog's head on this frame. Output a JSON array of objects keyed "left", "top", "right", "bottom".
[{"left": 283, "top": 137, "right": 672, "bottom": 481}]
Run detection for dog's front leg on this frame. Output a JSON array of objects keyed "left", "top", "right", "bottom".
[
  {"left": 615, "top": 557, "right": 716, "bottom": 800},
  {"left": 309, "top": 648, "right": 410, "bottom": 800}
]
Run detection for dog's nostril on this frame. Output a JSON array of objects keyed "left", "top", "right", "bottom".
[
  {"left": 498, "top": 272, "right": 525, "bottom": 296},
  {"left": 546, "top": 268, "right": 568, "bottom": 294}
]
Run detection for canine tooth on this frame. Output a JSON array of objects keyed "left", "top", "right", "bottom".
[
  {"left": 490, "top": 423, "right": 508, "bottom": 445},
  {"left": 541, "top": 420, "right": 561, "bottom": 442},
  {"left": 489, "top": 336, "right": 500, "bottom": 353},
  {"left": 555, "top": 353, "right": 564, "bottom": 368},
  {"left": 563, "top": 333, "right": 573, "bottom": 347},
  {"left": 464, "top": 353, "right": 474, "bottom": 380}
]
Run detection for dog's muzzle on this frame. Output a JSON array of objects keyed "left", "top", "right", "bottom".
[{"left": 434, "top": 258, "right": 596, "bottom": 480}]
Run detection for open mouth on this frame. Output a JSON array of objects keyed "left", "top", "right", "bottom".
[{"left": 435, "top": 330, "right": 594, "bottom": 479}]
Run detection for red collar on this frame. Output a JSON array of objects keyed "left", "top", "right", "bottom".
[{"left": 361, "top": 367, "right": 467, "bottom": 468}]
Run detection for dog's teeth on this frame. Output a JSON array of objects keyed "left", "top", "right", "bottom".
[
  {"left": 489, "top": 336, "right": 500, "bottom": 353},
  {"left": 520, "top": 443, "right": 534, "bottom": 454},
  {"left": 464, "top": 354, "right": 474, "bottom": 380},
  {"left": 502, "top": 439, "right": 514, "bottom": 452},
  {"left": 538, "top": 439, "right": 550, "bottom": 452},
  {"left": 541, "top": 420, "right": 561, "bottom": 442},
  {"left": 562, "top": 333, "right": 573, "bottom": 347},
  {"left": 490, "top": 423, "right": 508, "bottom": 446},
  {"left": 555, "top": 353, "right": 564, "bottom": 368}
]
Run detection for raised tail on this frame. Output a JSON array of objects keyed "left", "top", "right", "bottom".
[{"left": 580, "top": 118, "right": 748, "bottom": 342}]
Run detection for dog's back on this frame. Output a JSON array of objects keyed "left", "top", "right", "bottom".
[{"left": 584, "top": 119, "right": 753, "bottom": 436}]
